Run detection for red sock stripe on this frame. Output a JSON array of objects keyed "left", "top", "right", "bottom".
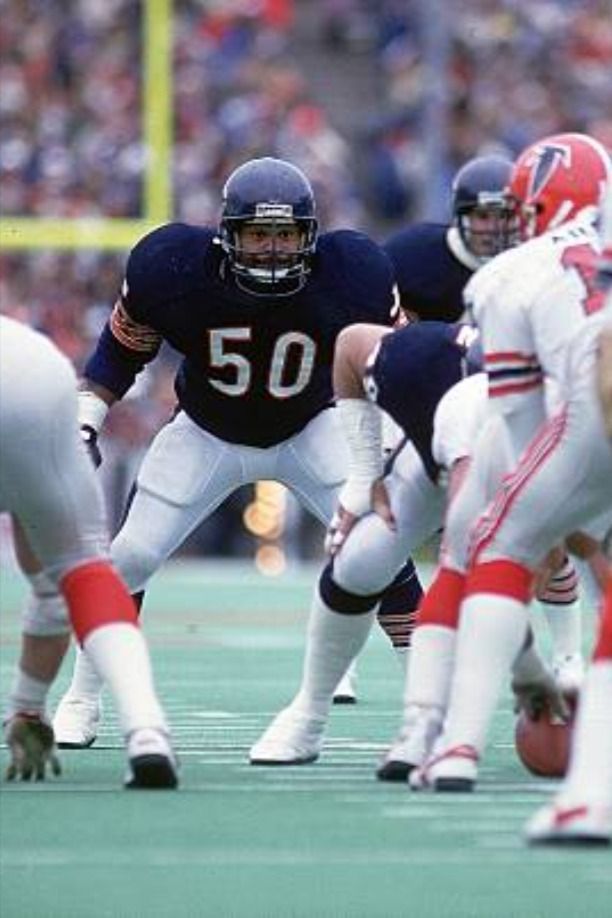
[
  {"left": 593, "top": 578, "right": 612, "bottom": 661},
  {"left": 60, "top": 560, "right": 138, "bottom": 645},
  {"left": 467, "top": 409, "right": 567, "bottom": 566},
  {"left": 416, "top": 567, "right": 465, "bottom": 629},
  {"left": 464, "top": 560, "right": 533, "bottom": 603}
]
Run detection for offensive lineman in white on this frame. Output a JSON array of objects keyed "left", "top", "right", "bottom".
[
  {"left": 410, "top": 134, "right": 612, "bottom": 801},
  {"left": 0, "top": 316, "right": 177, "bottom": 787},
  {"left": 525, "top": 189, "right": 612, "bottom": 846}
]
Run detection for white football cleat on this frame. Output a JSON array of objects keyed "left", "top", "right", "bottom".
[
  {"left": 4, "top": 713, "right": 61, "bottom": 781},
  {"left": 125, "top": 728, "right": 179, "bottom": 790},
  {"left": 250, "top": 705, "right": 326, "bottom": 765},
  {"left": 377, "top": 705, "right": 443, "bottom": 782},
  {"left": 410, "top": 743, "right": 479, "bottom": 792},
  {"left": 552, "top": 653, "right": 585, "bottom": 694},
  {"left": 525, "top": 800, "right": 611, "bottom": 847},
  {"left": 333, "top": 662, "right": 358, "bottom": 705},
  {"left": 53, "top": 693, "right": 101, "bottom": 748}
]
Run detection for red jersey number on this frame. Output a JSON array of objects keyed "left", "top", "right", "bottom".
[{"left": 561, "top": 243, "right": 604, "bottom": 316}]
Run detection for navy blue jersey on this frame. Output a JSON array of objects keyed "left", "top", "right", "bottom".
[
  {"left": 367, "top": 321, "right": 476, "bottom": 482},
  {"left": 383, "top": 223, "right": 472, "bottom": 322},
  {"left": 85, "top": 223, "right": 396, "bottom": 447}
]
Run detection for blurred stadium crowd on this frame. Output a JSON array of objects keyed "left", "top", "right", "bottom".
[{"left": 1, "top": 0, "right": 611, "bottom": 559}]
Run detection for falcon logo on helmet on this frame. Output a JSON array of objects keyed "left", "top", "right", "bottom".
[
  {"left": 510, "top": 133, "right": 612, "bottom": 240},
  {"left": 526, "top": 143, "right": 572, "bottom": 199}
]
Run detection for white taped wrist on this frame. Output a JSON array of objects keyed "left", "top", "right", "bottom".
[
  {"left": 78, "top": 390, "right": 109, "bottom": 433},
  {"left": 336, "top": 398, "right": 384, "bottom": 515}
]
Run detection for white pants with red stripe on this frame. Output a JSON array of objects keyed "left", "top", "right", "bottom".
[
  {"left": 469, "top": 317, "right": 612, "bottom": 569},
  {"left": 0, "top": 317, "right": 108, "bottom": 582}
]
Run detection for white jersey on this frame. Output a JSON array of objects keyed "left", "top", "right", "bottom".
[
  {"left": 432, "top": 372, "right": 561, "bottom": 471},
  {"left": 464, "top": 217, "right": 602, "bottom": 452},
  {"left": 432, "top": 373, "right": 489, "bottom": 470}
]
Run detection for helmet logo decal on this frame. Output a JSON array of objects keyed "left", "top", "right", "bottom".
[
  {"left": 254, "top": 204, "right": 293, "bottom": 218},
  {"left": 526, "top": 143, "right": 571, "bottom": 198}
]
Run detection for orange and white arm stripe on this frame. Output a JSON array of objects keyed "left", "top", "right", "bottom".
[{"left": 110, "top": 299, "right": 162, "bottom": 354}]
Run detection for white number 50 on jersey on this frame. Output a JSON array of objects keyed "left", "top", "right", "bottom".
[{"left": 208, "top": 328, "right": 317, "bottom": 399}]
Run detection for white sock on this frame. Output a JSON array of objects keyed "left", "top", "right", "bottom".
[
  {"left": 295, "top": 591, "right": 376, "bottom": 718},
  {"left": 561, "top": 661, "right": 612, "bottom": 808},
  {"left": 83, "top": 624, "right": 167, "bottom": 736},
  {"left": 65, "top": 644, "right": 105, "bottom": 700},
  {"left": 5, "top": 669, "right": 50, "bottom": 721},
  {"left": 540, "top": 599, "right": 582, "bottom": 660},
  {"left": 442, "top": 594, "right": 528, "bottom": 754},
  {"left": 395, "top": 646, "right": 410, "bottom": 674},
  {"left": 403, "top": 625, "right": 456, "bottom": 713}
]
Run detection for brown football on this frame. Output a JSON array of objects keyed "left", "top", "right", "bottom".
[{"left": 514, "top": 702, "right": 576, "bottom": 778}]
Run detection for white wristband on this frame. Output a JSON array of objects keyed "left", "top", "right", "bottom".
[
  {"left": 77, "top": 390, "right": 109, "bottom": 433},
  {"left": 336, "top": 398, "right": 384, "bottom": 515}
]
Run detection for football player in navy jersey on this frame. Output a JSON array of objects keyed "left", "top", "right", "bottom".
[
  {"left": 250, "top": 315, "right": 574, "bottom": 769},
  {"left": 250, "top": 319, "right": 483, "bottom": 765},
  {"left": 383, "top": 154, "right": 518, "bottom": 323},
  {"left": 50, "top": 157, "right": 423, "bottom": 747}
]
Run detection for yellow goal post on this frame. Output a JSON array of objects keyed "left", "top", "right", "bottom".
[{"left": 0, "top": 0, "right": 172, "bottom": 252}]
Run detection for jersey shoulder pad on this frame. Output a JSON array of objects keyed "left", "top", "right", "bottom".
[
  {"left": 124, "top": 223, "right": 217, "bottom": 319},
  {"left": 383, "top": 222, "right": 448, "bottom": 270},
  {"left": 318, "top": 229, "right": 394, "bottom": 297},
  {"left": 463, "top": 240, "right": 540, "bottom": 324}
]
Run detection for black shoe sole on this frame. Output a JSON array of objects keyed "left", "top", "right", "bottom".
[
  {"left": 529, "top": 835, "right": 610, "bottom": 848},
  {"left": 376, "top": 761, "right": 415, "bottom": 782},
  {"left": 250, "top": 754, "right": 319, "bottom": 766},
  {"left": 126, "top": 754, "right": 178, "bottom": 789},
  {"left": 434, "top": 778, "right": 475, "bottom": 792},
  {"left": 332, "top": 696, "right": 357, "bottom": 705},
  {"left": 57, "top": 738, "right": 97, "bottom": 750}
]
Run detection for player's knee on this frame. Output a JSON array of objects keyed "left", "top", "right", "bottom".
[
  {"left": 333, "top": 538, "right": 400, "bottom": 596},
  {"left": 319, "top": 562, "right": 383, "bottom": 615},
  {"left": 111, "top": 533, "right": 162, "bottom": 593},
  {"left": 22, "top": 592, "right": 70, "bottom": 637},
  {"left": 378, "top": 559, "right": 423, "bottom": 617}
]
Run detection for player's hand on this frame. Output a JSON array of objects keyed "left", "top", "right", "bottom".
[
  {"left": 511, "top": 674, "right": 571, "bottom": 724},
  {"left": 325, "top": 480, "right": 396, "bottom": 557},
  {"left": 4, "top": 713, "right": 62, "bottom": 781},
  {"left": 80, "top": 425, "right": 102, "bottom": 468},
  {"left": 325, "top": 505, "right": 357, "bottom": 557}
]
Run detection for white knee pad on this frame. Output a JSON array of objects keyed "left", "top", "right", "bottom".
[
  {"left": 22, "top": 571, "right": 70, "bottom": 636},
  {"left": 333, "top": 518, "right": 402, "bottom": 595}
]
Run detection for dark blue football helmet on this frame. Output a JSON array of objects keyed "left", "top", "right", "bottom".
[
  {"left": 451, "top": 155, "right": 519, "bottom": 263},
  {"left": 219, "top": 157, "right": 318, "bottom": 296}
]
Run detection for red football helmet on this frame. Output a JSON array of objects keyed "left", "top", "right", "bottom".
[{"left": 509, "top": 132, "right": 611, "bottom": 240}]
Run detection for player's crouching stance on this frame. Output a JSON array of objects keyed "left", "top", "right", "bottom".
[
  {"left": 0, "top": 316, "right": 177, "bottom": 789},
  {"left": 249, "top": 319, "right": 482, "bottom": 766},
  {"left": 525, "top": 203, "right": 612, "bottom": 847},
  {"left": 408, "top": 133, "right": 612, "bottom": 795}
]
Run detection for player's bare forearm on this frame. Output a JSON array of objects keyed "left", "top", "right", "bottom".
[{"left": 333, "top": 324, "right": 391, "bottom": 399}]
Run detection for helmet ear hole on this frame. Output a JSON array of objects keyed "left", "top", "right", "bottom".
[{"left": 219, "top": 157, "right": 318, "bottom": 297}]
